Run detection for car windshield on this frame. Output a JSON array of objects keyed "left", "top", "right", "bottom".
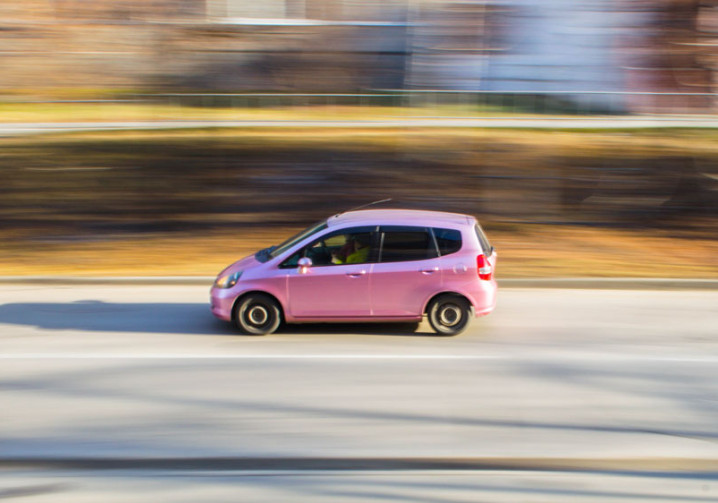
[{"left": 259, "top": 220, "right": 328, "bottom": 261}]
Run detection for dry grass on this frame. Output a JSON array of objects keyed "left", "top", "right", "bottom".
[
  {"left": 488, "top": 224, "right": 718, "bottom": 278},
  {"left": 1, "top": 225, "right": 715, "bottom": 278},
  {"left": 2, "top": 127, "right": 716, "bottom": 278},
  {"left": 0, "top": 103, "right": 522, "bottom": 123}
]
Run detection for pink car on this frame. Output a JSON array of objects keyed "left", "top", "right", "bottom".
[{"left": 210, "top": 209, "right": 497, "bottom": 335}]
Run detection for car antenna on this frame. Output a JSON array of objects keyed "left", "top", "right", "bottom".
[{"left": 343, "top": 198, "right": 392, "bottom": 214}]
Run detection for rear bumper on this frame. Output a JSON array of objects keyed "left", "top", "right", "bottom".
[
  {"left": 467, "top": 279, "right": 497, "bottom": 318},
  {"left": 474, "top": 303, "right": 495, "bottom": 317}
]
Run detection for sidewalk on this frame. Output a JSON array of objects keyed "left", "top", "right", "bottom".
[{"left": 3, "top": 116, "right": 718, "bottom": 136}]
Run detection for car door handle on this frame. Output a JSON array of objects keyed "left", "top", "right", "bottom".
[
  {"left": 346, "top": 270, "right": 367, "bottom": 278},
  {"left": 420, "top": 267, "right": 439, "bottom": 274}
]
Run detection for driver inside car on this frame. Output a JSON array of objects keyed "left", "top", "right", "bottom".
[{"left": 332, "top": 234, "right": 370, "bottom": 265}]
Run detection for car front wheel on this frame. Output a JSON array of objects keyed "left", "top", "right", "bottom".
[
  {"left": 427, "top": 294, "right": 472, "bottom": 336},
  {"left": 233, "top": 293, "right": 282, "bottom": 335}
]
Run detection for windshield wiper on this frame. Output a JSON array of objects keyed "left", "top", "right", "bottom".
[{"left": 255, "top": 245, "right": 277, "bottom": 262}]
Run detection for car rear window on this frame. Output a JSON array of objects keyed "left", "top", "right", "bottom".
[
  {"left": 474, "top": 223, "right": 493, "bottom": 255},
  {"left": 432, "top": 228, "right": 462, "bottom": 256},
  {"left": 379, "top": 226, "right": 438, "bottom": 262}
]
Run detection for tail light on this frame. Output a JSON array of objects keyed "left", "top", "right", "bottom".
[{"left": 477, "top": 254, "right": 493, "bottom": 281}]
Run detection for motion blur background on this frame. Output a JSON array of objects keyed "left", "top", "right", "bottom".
[{"left": 2, "top": 0, "right": 717, "bottom": 277}]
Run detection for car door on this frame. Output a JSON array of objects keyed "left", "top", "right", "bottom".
[
  {"left": 283, "top": 226, "right": 377, "bottom": 318},
  {"left": 370, "top": 226, "right": 442, "bottom": 317}
]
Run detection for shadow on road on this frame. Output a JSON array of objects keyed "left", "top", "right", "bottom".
[
  {"left": 281, "top": 322, "right": 427, "bottom": 337},
  {"left": 0, "top": 301, "right": 232, "bottom": 336},
  {"left": 0, "top": 301, "right": 428, "bottom": 337}
]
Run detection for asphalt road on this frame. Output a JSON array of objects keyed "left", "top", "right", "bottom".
[{"left": 1, "top": 284, "right": 717, "bottom": 502}]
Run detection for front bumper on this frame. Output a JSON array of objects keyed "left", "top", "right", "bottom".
[{"left": 209, "top": 287, "right": 234, "bottom": 321}]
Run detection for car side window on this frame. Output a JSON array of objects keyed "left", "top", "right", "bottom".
[
  {"left": 379, "top": 226, "right": 439, "bottom": 263},
  {"left": 280, "top": 226, "right": 377, "bottom": 268},
  {"left": 433, "top": 227, "right": 462, "bottom": 256}
]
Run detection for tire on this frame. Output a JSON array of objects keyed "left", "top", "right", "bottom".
[
  {"left": 233, "top": 293, "right": 282, "bottom": 335},
  {"left": 427, "top": 294, "right": 472, "bottom": 336}
]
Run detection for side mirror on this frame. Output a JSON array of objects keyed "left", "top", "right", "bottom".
[{"left": 298, "top": 257, "right": 312, "bottom": 274}]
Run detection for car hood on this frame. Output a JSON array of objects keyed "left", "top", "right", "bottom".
[{"left": 217, "top": 254, "right": 261, "bottom": 278}]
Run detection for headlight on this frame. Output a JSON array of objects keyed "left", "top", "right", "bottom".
[{"left": 215, "top": 271, "right": 242, "bottom": 289}]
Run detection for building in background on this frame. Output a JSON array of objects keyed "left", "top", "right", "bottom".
[
  {"left": 406, "top": 0, "right": 715, "bottom": 112},
  {"left": 0, "top": 0, "right": 715, "bottom": 112}
]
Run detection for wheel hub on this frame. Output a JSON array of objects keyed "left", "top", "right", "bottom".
[
  {"left": 439, "top": 304, "right": 461, "bottom": 326},
  {"left": 247, "top": 305, "right": 269, "bottom": 325}
]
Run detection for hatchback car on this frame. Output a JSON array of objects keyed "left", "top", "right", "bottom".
[{"left": 210, "top": 209, "right": 497, "bottom": 335}]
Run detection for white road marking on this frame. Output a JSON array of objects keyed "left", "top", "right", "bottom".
[{"left": 1, "top": 353, "right": 718, "bottom": 363}]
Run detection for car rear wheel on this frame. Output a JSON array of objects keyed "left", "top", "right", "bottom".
[
  {"left": 427, "top": 294, "right": 471, "bottom": 336},
  {"left": 233, "top": 293, "right": 282, "bottom": 335}
]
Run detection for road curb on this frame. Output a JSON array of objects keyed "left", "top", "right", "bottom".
[
  {"left": 4, "top": 117, "right": 718, "bottom": 136},
  {"left": 0, "top": 276, "right": 717, "bottom": 289},
  {"left": 2, "top": 456, "right": 718, "bottom": 473},
  {"left": 499, "top": 278, "right": 718, "bottom": 290},
  {"left": 0, "top": 276, "right": 215, "bottom": 286}
]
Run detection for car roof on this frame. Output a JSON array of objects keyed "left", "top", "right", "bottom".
[{"left": 327, "top": 209, "right": 474, "bottom": 228}]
